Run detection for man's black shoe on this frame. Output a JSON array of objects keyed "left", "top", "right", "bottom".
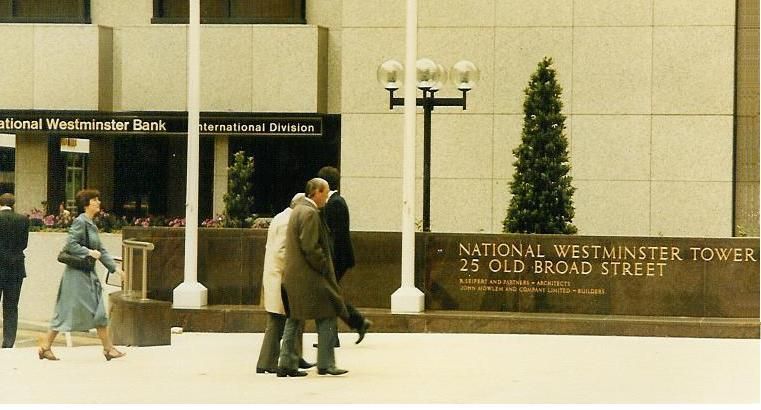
[
  {"left": 317, "top": 367, "right": 348, "bottom": 376},
  {"left": 256, "top": 367, "right": 277, "bottom": 374},
  {"left": 356, "top": 319, "right": 373, "bottom": 344},
  {"left": 298, "top": 358, "right": 315, "bottom": 369},
  {"left": 312, "top": 340, "right": 340, "bottom": 348},
  {"left": 276, "top": 368, "right": 308, "bottom": 378}
]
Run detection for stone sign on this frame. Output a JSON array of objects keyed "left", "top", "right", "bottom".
[{"left": 424, "top": 234, "right": 759, "bottom": 318}]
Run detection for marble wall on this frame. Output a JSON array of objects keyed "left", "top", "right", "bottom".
[
  {"left": 0, "top": 0, "right": 748, "bottom": 238},
  {"left": 339, "top": 0, "right": 738, "bottom": 237}
]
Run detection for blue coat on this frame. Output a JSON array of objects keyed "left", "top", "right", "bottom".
[{"left": 50, "top": 214, "right": 118, "bottom": 332}]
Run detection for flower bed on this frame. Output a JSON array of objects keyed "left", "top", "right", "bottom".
[{"left": 25, "top": 208, "right": 272, "bottom": 233}]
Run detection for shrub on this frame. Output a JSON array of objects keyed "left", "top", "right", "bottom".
[
  {"left": 223, "top": 151, "right": 255, "bottom": 228},
  {"left": 504, "top": 57, "right": 577, "bottom": 234}
]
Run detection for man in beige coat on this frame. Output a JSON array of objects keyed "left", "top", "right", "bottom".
[
  {"left": 255, "top": 193, "right": 314, "bottom": 374},
  {"left": 277, "top": 178, "right": 349, "bottom": 377}
]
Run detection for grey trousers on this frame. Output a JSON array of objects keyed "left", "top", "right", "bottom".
[
  {"left": 278, "top": 317, "right": 337, "bottom": 370},
  {"left": 256, "top": 312, "right": 303, "bottom": 369}
]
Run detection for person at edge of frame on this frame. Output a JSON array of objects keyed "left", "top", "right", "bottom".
[{"left": 0, "top": 193, "right": 29, "bottom": 349}]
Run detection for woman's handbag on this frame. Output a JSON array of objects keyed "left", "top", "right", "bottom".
[
  {"left": 105, "top": 256, "right": 123, "bottom": 287},
  {"left": 56, "top": 223, "right": 96, "bottom": 272},
  {"left": 57, "top": 251, "right": 95, "bottom": 271}
]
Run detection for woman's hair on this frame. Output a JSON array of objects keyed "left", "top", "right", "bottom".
[{"left": 75, "top": 189, "right": 101, "bottom": 213}]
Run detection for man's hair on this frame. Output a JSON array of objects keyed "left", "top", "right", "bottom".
[
  {"left": 0, "top": 193, "right": 14, "bottom": 207},
  {"left": 305, "top": 178, "right": 328, "bottom": 198},
  {"left": 75, "top": 189, "right": 101, "bottom": 213},
  {"left": 317, "top": 166, "right": 340, "bottom": 191}
]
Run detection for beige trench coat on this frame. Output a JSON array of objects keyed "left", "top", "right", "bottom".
[
  {"left": 282, "top": 198, "right": 348, "bottom": 320},
  {"left": 261, "top": 206, "right": 291, "bottom": 315}
]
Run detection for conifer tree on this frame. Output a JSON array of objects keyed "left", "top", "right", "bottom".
[
  {"left": 504, "top": 57, "right": 577, "bottom": 234},
  {"left": 223, "top": 151, "right": 254, "bottom": 228}
]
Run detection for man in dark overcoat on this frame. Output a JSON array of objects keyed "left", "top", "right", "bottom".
[
  {"left": 277, "top": 178, "right": 349, "bottom": 377},
  {"left": 0, "top": 193, "right": 30, "bottom": 348},
  {"left": 317, "top": 166, "right": 372, "bottom": 345}
]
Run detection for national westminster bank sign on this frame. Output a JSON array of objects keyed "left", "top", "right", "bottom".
[{"left": 0, "top": 110, "right": 332, "bottom": 137}]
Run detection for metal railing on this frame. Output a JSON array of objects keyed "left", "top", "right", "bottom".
[{"left": 122, "top": 239, "right": 155, "bottom": 301}]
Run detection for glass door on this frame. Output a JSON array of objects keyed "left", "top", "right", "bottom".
[{"left": 64, "top": 152, "right": 86, "bottom": 212}]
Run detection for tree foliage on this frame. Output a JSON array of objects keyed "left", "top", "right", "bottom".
[
  {"left": 504, "top": 57, "right": 577, "bottom": 234},
  {"left": 223, "top": 151, "right": 255, "bottom": 228}
]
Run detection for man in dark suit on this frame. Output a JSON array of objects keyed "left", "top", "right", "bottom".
[
  {"left": 0, "top": 193, "right": 30, "bottom": 348},
  {"left": 317, "top": 166, "right": 372, "bottom": 345}
]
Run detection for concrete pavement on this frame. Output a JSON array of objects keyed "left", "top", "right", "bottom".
[{"left": 0, "top": 329, "right": 758, "bottom": 404}]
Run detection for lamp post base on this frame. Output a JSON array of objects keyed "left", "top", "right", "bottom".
[
  {"left": 172, "top": 282, "right": 208, "bottom": 308},
  {"left": 391, "top": 286, "right": 425, "bottom": 313}
]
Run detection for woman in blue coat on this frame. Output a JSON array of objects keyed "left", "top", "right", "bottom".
[{"left": 37, "top": 189, "right": 126, "bottom": 361}]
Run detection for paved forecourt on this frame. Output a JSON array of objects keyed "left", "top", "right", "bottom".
[{"left": 0, "top": 331, "right": 758, "bottom": 404}]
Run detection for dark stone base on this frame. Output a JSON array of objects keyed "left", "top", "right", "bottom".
[
  {"left": 170, "top": 306, "right": 759, "bottom": 339},
  {"left": 109, "top": 296, "right": 759, "bottom": 343},
  {"left": 109, "top": 292, "right": 172, "bottom": 346}
]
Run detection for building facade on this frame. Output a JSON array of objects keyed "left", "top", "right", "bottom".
[{"left": 0, "top": 0, "right": 757, "bottom": 237}]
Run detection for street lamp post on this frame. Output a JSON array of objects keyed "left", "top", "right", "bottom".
[{"left": 378, "top": 59, "right": 479, "bottom": 232}]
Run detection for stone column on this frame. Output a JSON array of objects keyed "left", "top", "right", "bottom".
[
  {"left": 14, "top": 134, "right": 48, "bottom": 214},
  {"left": 734, "top": 0, "right": 760, "bottom": 236},
  {"left": 212, "top": 135, "right": 229, "bottom": 216},
  {"left": 87, "top": 137, "right": 115, "bottom": 211}
]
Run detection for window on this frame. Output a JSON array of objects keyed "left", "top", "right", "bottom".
[
  {"left": 112, "top": 136, "right": 215, "bottom": 218},
  {"left": 64, "top": 152, "right": 86, "bottom": 213},
  {"left": 152, "top": 0, "right": 305, "bottom": 24},
  {"left": 0, "top": 146, "right": 14, "bottom": 195},
  {"left": 229, "top": 136, "right": 338, "bottom": 216},
  {"left": 0, "top": 0, "right": 90, "bottom": 23}
]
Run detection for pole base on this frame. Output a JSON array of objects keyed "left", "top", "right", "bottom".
[
  {"left": 391, "top": 286, "right": 425, "bottom": 313},
  {"left": 172, "top": 282, "right": 208, "bottom": 308}
]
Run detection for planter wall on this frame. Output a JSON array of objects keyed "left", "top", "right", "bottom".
[
  {"left": 120, "top": 228, "right": 409, "bottom": 308},
  {"left": 121, "top": 228, "right": 759, "bottom": 320},
  {"left": 122, "top": 227, "right": 264, "bottom": 304}
]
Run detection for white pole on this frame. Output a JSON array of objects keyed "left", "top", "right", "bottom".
[
  {"left": 173, "top": 0, "right": 207, "bottom": 308},
  {"left": 391, "top": 0, "right": 425, "bottom": 313}
]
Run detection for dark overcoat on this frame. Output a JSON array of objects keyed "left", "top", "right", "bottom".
[
  {"left": 0, "top": 209, "right": 29, "bottom": 279},
  {"left": 282, "top": 198, "right": 347, "bottom": 320},
  {"left": 323, "top": 191, "right": 355, "bottom": 282}
]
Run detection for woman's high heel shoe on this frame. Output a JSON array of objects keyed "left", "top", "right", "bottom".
[
  {"left": 38, "top": 346, "right": 59, "bottom": 361},
  {"left": 103, "top": 348, "right": 126, "bottom": 361}
]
